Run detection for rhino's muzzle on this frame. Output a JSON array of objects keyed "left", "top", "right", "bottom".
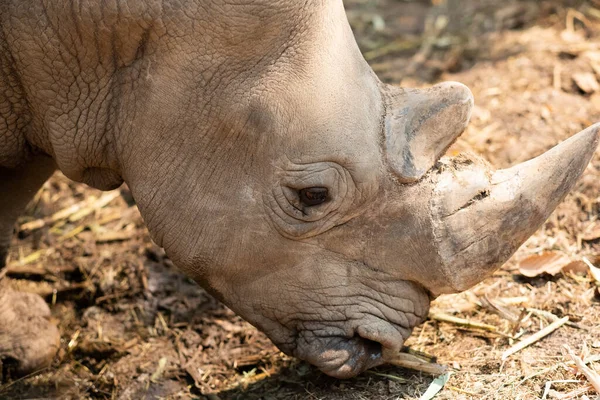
[{"left": 431, "top": 124, "right": 600, "bottom": 293}]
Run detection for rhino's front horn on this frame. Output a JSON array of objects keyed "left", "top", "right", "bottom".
[
  {"left": 432, "top": 124, "right": 600, "bottom": 293},
  {"left": 384, "top": 81, "right": 474, "bottom": 183}
]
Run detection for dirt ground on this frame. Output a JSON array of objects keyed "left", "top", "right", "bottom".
[{"left": 1, "top": 0, "right": 600, "bottom": 399}]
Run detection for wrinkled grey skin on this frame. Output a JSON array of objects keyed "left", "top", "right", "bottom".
[{"left": 1, "top": 0, "right": 597, "bottom": 378}]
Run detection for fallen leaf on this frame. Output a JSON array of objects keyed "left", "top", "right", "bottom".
[
  {"left": 573, "top": 73, "right": 600, "bottom": 94},
  {"left": 518, "top": 252, "right": 571, "bottom": 277},
  {"left": 419, "top": 372, "right": 451, "bottom": 400},
  {"left": 562, "top": 261, "right": 589, "bottom": 275},
  {"left": 582, "top": 257, "right": 600, "bottom": 283}
]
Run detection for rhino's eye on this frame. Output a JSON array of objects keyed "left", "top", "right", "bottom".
[{"left": 299, "top": 187, "right": 329, "bottom": 206}]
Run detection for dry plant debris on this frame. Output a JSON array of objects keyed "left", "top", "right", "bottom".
[
  {"left": 2, "top": 1, "right": 600, "bottom": 399},
  {"left": 563, "top": 344, "right": 600, "bottom": 394},
  {"left": 502, "top": 317, "right": 570, "bottom": 361},
  {"left": 383, "top": 349, "right": 447, "bottom": 376}
]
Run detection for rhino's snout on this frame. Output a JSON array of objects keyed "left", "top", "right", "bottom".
[
  {"left": 283, "top": 121, "right": 599, "bottom": 378},
  {"left": 279, "top": 96, "right": 598, "bottom": 379},
  {"left": 280, "top": 274, "right": 431, "bottom": 379}
]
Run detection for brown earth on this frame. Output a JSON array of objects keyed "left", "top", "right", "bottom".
[{"left": 1, "top": 1, "right": 600, "bottom": 399}]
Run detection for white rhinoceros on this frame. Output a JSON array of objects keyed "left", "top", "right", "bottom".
[{"left": 0, "top": 0, "right": 598, "bottom": 378}]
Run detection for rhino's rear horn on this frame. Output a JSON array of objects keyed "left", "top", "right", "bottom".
[{"left": 383, "top": 82, "right": 474, "bottom": 183}]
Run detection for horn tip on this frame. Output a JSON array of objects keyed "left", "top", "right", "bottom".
[
  {"left": 581, "top": 122, "right": 600, "bottom": 147},
  {"left": 561, "top": 123, "right": 600, "bottom": 164},
  {"left": 435, "top": 81, "right": 474, "bottom": 106}
]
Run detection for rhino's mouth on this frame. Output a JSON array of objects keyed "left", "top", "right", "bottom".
[
  {"left": 294, "top": 334, "right": 384, "bottom": 378},
  {"left": 272, "top": 277, "right": 431, "bottom": 379}
]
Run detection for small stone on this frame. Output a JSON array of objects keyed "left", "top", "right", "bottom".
[
  {"left": 0, "top": 290, "right": 60, "bottom": 379},
  {"left": 573, "top": 72, "right": 600, "bottom": 94}
]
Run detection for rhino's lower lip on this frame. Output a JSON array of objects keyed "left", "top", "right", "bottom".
[
  {"left": 313, "top": 336, "right": 384, "bottom": 379},
  {"left": 294, "top": 317, "right": 406, "bottom": 378}
]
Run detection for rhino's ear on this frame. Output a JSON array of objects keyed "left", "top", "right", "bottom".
[{"left": 383, "top": 82, "right": 474, "bottom": 183}]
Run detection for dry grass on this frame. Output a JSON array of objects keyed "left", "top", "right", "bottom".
[{"left": 2, "top": 1, "right": 600, "bottom": 399}]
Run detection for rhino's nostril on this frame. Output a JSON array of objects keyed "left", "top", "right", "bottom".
[{"left": 358, "top": 336, "right": 383, "bottom": 362}]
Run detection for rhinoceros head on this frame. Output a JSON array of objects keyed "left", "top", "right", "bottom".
[{"left": 121, "top": 0, "right": 599, "bottom": 378}]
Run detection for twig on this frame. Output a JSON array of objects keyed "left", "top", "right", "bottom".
[
  {"left": 69, "top": 193, "right": 121, "bottom": 222},
  {"left": 563, "top": 344, "right": 600, "bottom": 393},
  {"left": 496, "top": 296, "right": 530, "bottom": 306},
  {"left": 511, "top": 308, "right": 528, "bottom": 337},
  {"left": 19, "top": 191, "right": 120, "bottom": 234},
  {"left": 526, "top": 308, "right": 586, "bottom": 330},
  {"left": 400, "top": 346, "right": 437, "bottom": 363},
  {"left": 2, "top": 264, "right": 77, "bottom": 278},
  {"left": 365, "top": 370, "right": 409, "bottom": 383},
  {"left": 542, "top": 380, "right": 584, "bottom": 400},
  {"left": 517, "top": 364, "right": 561, "bottom": 387},
  {"left": 502, "top": 317, "right": 569, "bottom": 360},
  {"left": 150, "top": 357, "right": 168, "bottom": 383},
  {"left": 39, "top": 282, "right": 90, "bottom": 297},
  {"left": 383, "top": 350, "right": 447, "bottom": 375},
  {"left": 57, "top": 224, "right": 87, "bottom": 242},
  {"left": 6, "top": 248, "right": 54, "bottom": 268},
  {"left": 447, "top": 386, "right": 479, "bottom": 395},
  {"left": 551, "top": 43, "right": 600, "bottom": 54},
  {"left": 566, "top": 8, "right": 590, "bottom": 32},
  {"left": 429, "top": 312, "right": 498, "bottom": 332},
  {"left": 480, "top": 296, "right": 520, "bottom": 323},
  {"left": 95, "top": 230, "right": 136, "bottom": 243},
  {"left": 57, "top": 206, "right": 135, "bottom": 243},
  {"left": 554, "top": 63, "right": 562, "bottom": 91}
]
